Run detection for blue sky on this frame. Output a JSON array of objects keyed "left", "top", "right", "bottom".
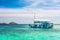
[
  {"left": 0, "top": 0, "right": 60, "bottom": 24},
  {"left": 0, "top": 0, "right": 32, "bottom": 8}
]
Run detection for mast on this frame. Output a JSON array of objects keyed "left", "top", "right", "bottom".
[{"left": 34, "top": 12, "right": 38, "bottom": 20}]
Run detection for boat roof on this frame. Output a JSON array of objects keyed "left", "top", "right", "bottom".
[{"left": 34, "top": 19, "right": 51, "bottom": 22}]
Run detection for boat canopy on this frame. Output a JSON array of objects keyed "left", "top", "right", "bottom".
[{"left": 34, "top": 19, "right": 51, "bottom": 22}]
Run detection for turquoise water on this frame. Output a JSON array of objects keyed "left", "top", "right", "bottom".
[{"left": 0, "top": 24, "right": 60, "bottom": 40}]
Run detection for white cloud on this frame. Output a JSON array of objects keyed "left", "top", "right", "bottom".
[
  {"left": 24, "top": 0, "right": 60, "bottom": 9},
  {"left": 0, "top": 8, "right": 60, "bottom": 24},
  {"left": 0, "top": 8, "right": 33, "bottom": 13},
  {"left": 24, "top": 0, "right": 44, "bottom": 8},
  {"left": 0, "top": 8, "right": 34, "bottom": 24},
  {"left": 34, "top": 9, "right": 60, "bottom": 18},
  {"left": 1, "top": 8, "right": 60, "bottom": 17},
  {"left": 0, "top": 14, "right": 34, "bottom": 17},
  {"left": 32, "top": 9, "right": 60, "bottom": 24},
  {"left": 53, "top": 0, "right": 59, "bottom": 3},
  {"left": 0, "top": 8, "right": 34, "bottom": 17},
  {"left": 1, "top": 8, "right": 59, "bottom": 18}
]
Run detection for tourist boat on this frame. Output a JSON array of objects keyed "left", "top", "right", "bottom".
[{"left": 29, "top": 19, "right": 53, "bottom": 28}]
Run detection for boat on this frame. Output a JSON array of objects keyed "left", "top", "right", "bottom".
[{"left": 29, "top": 19, "right": 53, "bottom": 28}]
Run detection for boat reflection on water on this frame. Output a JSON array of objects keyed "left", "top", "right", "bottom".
[{"left": 29, "top": 19, "right": 53, "bottom": 28}]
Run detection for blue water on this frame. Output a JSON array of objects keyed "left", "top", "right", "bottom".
[{"left": 0, "top": 24, "right": 60, "bottom": 40}]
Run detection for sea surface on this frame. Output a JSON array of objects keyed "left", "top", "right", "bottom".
[{"left": 0, "top": 24, "right": 60, "bottom": 40}]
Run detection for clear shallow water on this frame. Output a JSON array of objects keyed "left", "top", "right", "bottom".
[{"left": 0, "top": 24, "right": 60, "bottom": 40}]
